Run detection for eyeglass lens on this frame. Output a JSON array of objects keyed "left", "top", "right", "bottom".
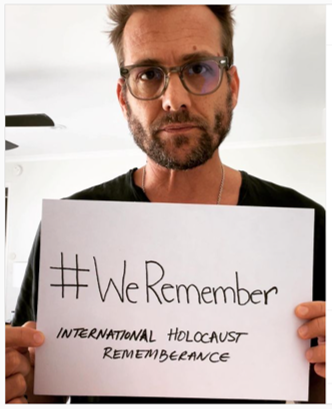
[{"left": 128, "top": 60, "right": 222, "bottom": 99}]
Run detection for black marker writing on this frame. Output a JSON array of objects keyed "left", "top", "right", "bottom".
[
  {"left": 50, "top": 254, "right": 279, "bottom": 305},
  {"left": 50, "top": 253, "right": 89, "bottom": 299},
  {"left": 93, "top": 258, "right": 139, "bottom": 303},
  {"left": 56, "top": 327, "right": 156, "bottom": 342},
  {"left": 145, "top": 262, "right": 278, "bottom": 305},
  {"left": 167, "top": 328, "right": 248, "bottom": 344},
  {"left": 102, "top": 347, "right": 230, "bottom": 363}
]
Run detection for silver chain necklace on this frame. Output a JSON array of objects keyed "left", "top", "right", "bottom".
[{"left": 141, "top": 162, "right": 225, "bottom": 205}]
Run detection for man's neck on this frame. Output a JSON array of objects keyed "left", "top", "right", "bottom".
[{"left": 133, "top": 152, "right": 242, "bottom": 205}]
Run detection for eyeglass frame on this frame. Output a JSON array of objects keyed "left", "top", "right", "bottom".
[{"left": 120, "top": 56, "right": 230, "bottom": 101}]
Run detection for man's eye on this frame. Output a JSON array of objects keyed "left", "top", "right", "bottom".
[
  {"left": 139, "top": 68, "right": 162, "bottom": 81},
  {"left": 187, "top": 62, "right": 211, "bottom": 76},
  {"left": 191, "top": 64, "right": 205, "bottom": 74}
]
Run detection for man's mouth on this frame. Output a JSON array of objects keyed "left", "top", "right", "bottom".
[{"left": 160, "top": 124, "right": 198, "bottom": 133}]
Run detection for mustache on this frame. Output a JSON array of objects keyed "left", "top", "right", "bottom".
[{"left": 151, "top": 112, "right": 208, "bottom": 133}]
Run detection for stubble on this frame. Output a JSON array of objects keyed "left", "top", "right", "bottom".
[{"left": 125, "top": 88, "right": 233, "bottom": 171}]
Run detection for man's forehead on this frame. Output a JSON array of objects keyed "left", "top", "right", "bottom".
[{"left": 122, "top": 6, "right": 223, "bottom": 66}]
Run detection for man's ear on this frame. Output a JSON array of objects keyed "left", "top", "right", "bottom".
[
  {"left": 117, "top": 78, "right": 128, "bottom": 119},
  {"left": 228, "top": 66, "right": 240, "bottom": 110}
]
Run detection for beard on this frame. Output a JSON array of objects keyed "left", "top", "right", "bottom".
[{"left": 125, "top": 89, "right": 233, "bottom": 171}]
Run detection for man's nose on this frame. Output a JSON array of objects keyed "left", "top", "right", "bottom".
[{"left": 161, "top": 73, "right": 192, "bottom": 112}]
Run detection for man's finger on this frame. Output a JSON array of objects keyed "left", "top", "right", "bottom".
[
  {"left": 295, "top": 301, "right": 325, "bottom": 320},
  {"left": 314, "top": 363, "right": 326, "bottom": 378},
  {"left": 7, "top": 396, "right": 28, "bottom": 404},
  {"left": 22, "top": 322, "right": 39, "bottom": 364},
  {"left": 5, "top": 373, "right": 27, "bottom": 403},
  {"left": 298, "top": 316, "right": 325, "bottom": 339},
  {"left": 6, "top": 348, "right": 31, "bottom": 378},
  {"left": 6, "top": 326, "right": 45, "bottom": 349},
  {"left": 28, "top": 346, "right": 36, "bottom": 367},
  {"left": 23, "top": 321, "right": 36, "bottom": 330},
  {"left": 305, "top": 344, "right": 326, "bottom": 364}
]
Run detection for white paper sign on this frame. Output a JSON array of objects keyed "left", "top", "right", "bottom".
[{"left": 35, "top": 200, "right": 314, "bottom": 401}]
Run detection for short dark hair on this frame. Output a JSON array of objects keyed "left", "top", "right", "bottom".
[{"left": 107, "top": 5, "right": 235, "bottom": 67}]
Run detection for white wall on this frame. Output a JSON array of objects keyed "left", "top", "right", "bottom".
[{"left": 5, "top": 142, "right": 325, "bottom": 322}]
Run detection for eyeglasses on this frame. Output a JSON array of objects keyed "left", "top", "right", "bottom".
[{"left": 120, "top": 56, "right": 229, "bottom": 101}]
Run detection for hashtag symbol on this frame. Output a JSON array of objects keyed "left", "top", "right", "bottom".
[{"left": 50, "top": 253, "right": 89, "bottom": 299}]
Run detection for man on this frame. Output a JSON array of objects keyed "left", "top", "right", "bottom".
[{"left": 7, "top": 5, "right": 325, "bottom": 403}]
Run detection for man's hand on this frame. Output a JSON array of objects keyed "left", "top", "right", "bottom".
[
  {"left": 5, "top": 323, "right": 44, "bottom": 403},
  {"left": 295, "top": 301, "right": 326, "bottom": 378}
]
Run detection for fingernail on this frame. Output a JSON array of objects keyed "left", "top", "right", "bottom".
[
  {"left": 306, "top": 349, "right": 313, "bottom": 361},
  {"left": 33, "top": 332, "right": 44, "bottom": 344},
  {"left": 298, "top": 325, "right": 308, "bottom": 337},
  {"left": 297, "top": 306, "right": 309, "bottom": 317}
]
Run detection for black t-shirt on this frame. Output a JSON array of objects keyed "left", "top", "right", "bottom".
[{"left": 12, "top": 169, "right": 325, "bottom": 404}]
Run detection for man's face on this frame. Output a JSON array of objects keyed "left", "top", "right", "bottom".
[{"left": 118, "top": 6, "right": 239, "bottom": 170}]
